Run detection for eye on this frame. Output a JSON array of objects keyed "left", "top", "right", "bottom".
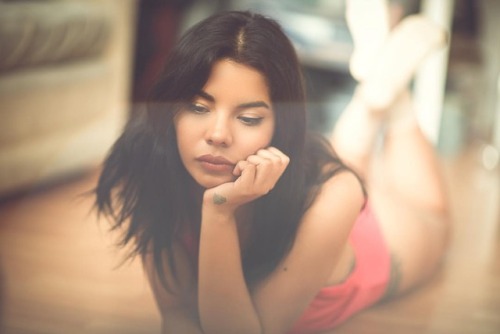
[
  {"left": 187, "top": 103, "right": 209, "bottom": 114},
  {"left": 238, "top": 116, "right": 263, "bottom": 126}
]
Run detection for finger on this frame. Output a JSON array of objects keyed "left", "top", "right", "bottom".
[
  {"left": 233, "top": 160, "right": 250, "bottom": 176},
  {"left": 246, "top": 154, "right": 282, "bottom": 176},
  {"left": 253, "top": 148, "right": 290, "bottom": 176},
  {"left": 250, "top": 147, "right": 287, "bottom": 165},
  {"left": 256, "top": 148, "right": 283, "bottom": 164},
  {"left": 236, "top": 161, "right": 257, "bottom": 190},
  {"left": 266, "top": 147, "right": 290, "bottom": 166},
  {"left": 236, "top": 149, "right": 290, "bottom": 195},
  {"left": 246, "top": 154, "right": 285, "bottom": 193},
  {"left": 256, "top": 149, "right": 289, "bottom": 180},
  {"left": 246, "top": 154, "right": 268, "bottom": 166}
]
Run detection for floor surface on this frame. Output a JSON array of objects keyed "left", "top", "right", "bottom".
[{"left": 0, "top": 142, "right": 499, "bottom": 334}]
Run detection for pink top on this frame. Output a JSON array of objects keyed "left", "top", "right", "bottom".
[
  {"left": 181, "top": 203, "right": 390, "bottom": 333},
  {"left": 287, "top": 203, "right": 390, "bottom": 333}
]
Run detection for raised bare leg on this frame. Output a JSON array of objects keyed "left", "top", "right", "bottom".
[
  {"left": 367, "top": 93, "right": 451, "bottom": 296},
  {"left": 355, "top": 77, "right": 451, "bottom": 300},
  {"left": 331, "top": 0, "right": 451, "bottom": 297},
  {"left": 332, "top": 11, "right": 447, "bottom": 175}
]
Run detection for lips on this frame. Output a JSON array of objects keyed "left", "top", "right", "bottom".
[{"left": 196, "top": 154, "right": 235, "bottom": 173}]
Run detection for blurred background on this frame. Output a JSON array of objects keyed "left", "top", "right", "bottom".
[{"left": 0, "top": 0, "right": 498, "bottom": 333}]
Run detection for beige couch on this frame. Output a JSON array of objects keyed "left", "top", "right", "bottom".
[{"left": 0, "top": 0, "right": 137, "bottom": 196}]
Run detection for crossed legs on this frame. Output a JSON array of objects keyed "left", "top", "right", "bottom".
[{"left": 331, "top": 0, "right": 451, "bottom": 297}]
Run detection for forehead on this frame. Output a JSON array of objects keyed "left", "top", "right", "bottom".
[{"left": 202, "top": 59, "right": 271, "bottom": 102}]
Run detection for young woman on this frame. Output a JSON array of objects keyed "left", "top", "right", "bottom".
[{"left": 95, "top": 1, "right": 450, "bottom": 333}]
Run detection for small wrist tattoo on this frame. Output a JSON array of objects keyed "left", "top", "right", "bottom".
[{"left": 213, "top": 193, "right": 227, "bottom": 205}]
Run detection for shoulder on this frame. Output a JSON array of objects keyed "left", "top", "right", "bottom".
[
  {"left": 298, "top": 170, "right": 365, "bottom": 243},
  {"left": 249, "top": 171, "right": 365, "bottom": 317},
  {"left": 248, "top": 171, "right": 365, "bottom": 331},
  {"left": 306, "top": 170, "right": 365, "bottom": 219}
]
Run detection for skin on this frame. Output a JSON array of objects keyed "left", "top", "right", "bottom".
[
  {"left": 140, "top": 5, "right": 450, "bottom": 333},
  {"left": 174, "top": 59, "right": 277, "bottom": 192},
  {"left": 144, "top": 59, "right": 364, "bottom": 333},
  {"left": 333, "top": 0, "right": 450, "bottom": 297},
  {"left": 142, "top": 7, "right": 451, "bottom": 330}
]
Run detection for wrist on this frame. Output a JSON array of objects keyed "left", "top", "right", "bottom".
[{"left": 202, "top": 191, "right": 238, "bottom": 218}]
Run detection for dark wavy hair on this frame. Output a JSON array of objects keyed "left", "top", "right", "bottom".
[{"left": 94, "top": 10, "right": 350, "bottom": 288}]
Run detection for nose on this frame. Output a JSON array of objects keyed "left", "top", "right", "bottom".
[{"left": 205, "top": 112, "right": 232, "bottom": 147}]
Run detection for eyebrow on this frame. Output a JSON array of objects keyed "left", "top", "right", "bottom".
[{"left": 196, "top": 90, "right": 271, "bottom": 110}]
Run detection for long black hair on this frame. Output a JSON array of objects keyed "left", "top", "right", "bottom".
[{"left": 95, "top": 10, "right": 350, "bottom": 289}]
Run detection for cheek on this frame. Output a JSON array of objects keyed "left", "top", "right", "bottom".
[
  {"left": 262, "top": 131, "right": 274, "bottom": 147},
  {"left": 262, "top": 122, "right": 275, "bottom": 146},
  {"left": 174, "top": 127, "right": 191, "bottom": 163},
  {"left": 175, "top": 118, "right": 194, "bottom": 148},
  {"left": 243, "top": 127, "right": 274, "bottom": 153}
]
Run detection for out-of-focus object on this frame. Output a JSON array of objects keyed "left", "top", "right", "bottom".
[
  {"left": 482, "top": 144, "right": 499, "bottom": 171},
  {"left": 483, "top": 72, "right": 500, "bottom": 170},
  {"left": 0, "top": 0, "right": 137, "bottom": 197},
  {"left": 227, "top": 0, "right": 352, "bottom": 72},
  {"left": 413, "top": 0, "right": 455, "bottom": 146},
  {"left": 495, "top": 73, "right": 500, "bottom": 157},
  {"left": 224, "top": 0, "right": 420, "bottom": 72}
]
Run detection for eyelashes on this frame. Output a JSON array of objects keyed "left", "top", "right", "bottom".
[
  {"left": 187, "top": 103, "right": 209, "bottom": 114},
  {"left": 187, "top": 103, "right": 264, "bottom": 126},
  {"left": 237, "top": 116, "right": 263, "bottom": 126}
]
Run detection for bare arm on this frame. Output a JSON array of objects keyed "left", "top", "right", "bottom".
[
  {"left": 198, "top": 200, "right": 262, "bottom": 334},
  {"left": 197, "top": 147, "right": 365, "bottom": 333},
  {"left": 197, "top": 147, "right": 288, "bottom": 334},
  {"left": 250, "top": 172, "right": 364, "bottom": 332},
  {"left": 144, "top": 147, "right": 364, "bottom": 334},
  {"left": 142, "top": 245, "right": 203, "bottom": 334}
]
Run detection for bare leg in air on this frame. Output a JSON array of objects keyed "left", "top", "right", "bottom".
[{"left": 331, "top": 0, "right": 451, "bottom": 298}]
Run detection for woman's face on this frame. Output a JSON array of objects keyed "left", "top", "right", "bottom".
[{"left": 174, "top": 59, "right": 275, "bottom": 189}]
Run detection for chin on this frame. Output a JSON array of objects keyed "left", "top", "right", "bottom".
[{"left": 194, "top": 174, "right": 233, "bottom": 189}]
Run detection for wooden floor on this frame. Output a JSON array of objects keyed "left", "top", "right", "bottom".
[{"left": 0, "top": 142, "right": 499, "bottom": 334}]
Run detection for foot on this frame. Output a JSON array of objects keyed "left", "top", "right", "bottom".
[
  {"left": 346, "top": 0, "right": 390, "bottom": 81},
  {"left": 359, "top": 15, "right": 447, "bottom": 114}
]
